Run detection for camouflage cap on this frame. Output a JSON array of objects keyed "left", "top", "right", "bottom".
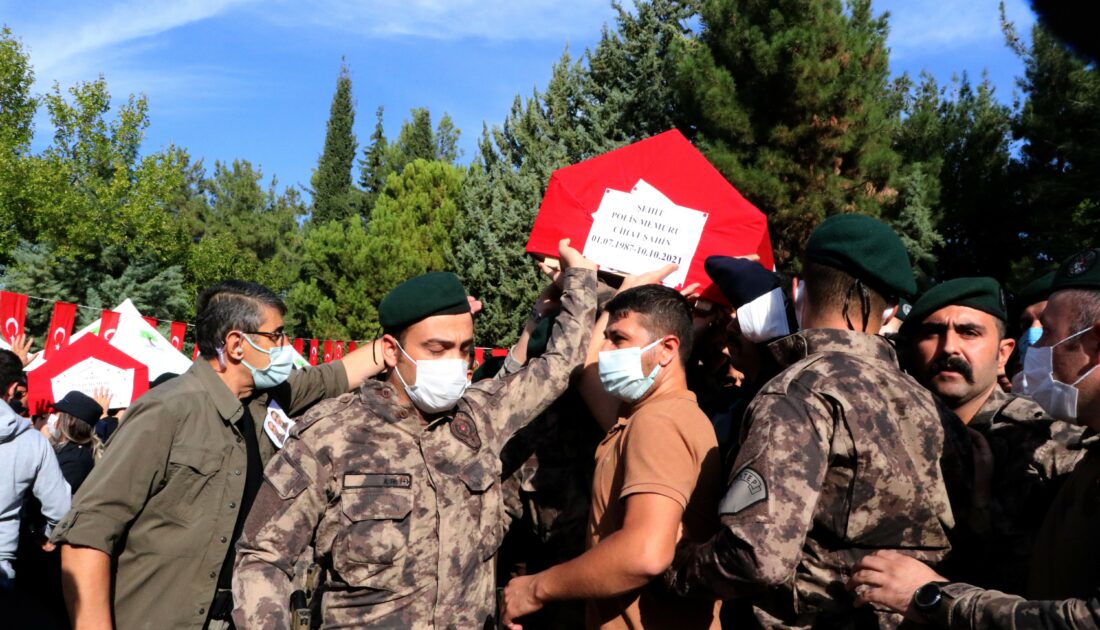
[
  {"left": 379, "top": 271, "right": 471, "bottom": 332},
  {"left": 804, "top": 214, "right": 917, "bottom": 298},
  {"left": 1052, "top": 248, "right": 1100, "bottom": 292},
  {"left": 903, "top": 277, "right": 1007, "bottom": 335}
]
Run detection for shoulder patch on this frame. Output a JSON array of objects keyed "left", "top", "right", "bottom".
[
  {"left": 449, "top": 416, "right": 481, "bottom": 450},
  {"left": 719, "top": 466, "right": 768, "bottom": 515}
]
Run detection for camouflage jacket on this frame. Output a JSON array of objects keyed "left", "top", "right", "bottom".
[
  {"left": 230, "top": 268, "right": 595, "bottom": 629},
  {"left": 956, "top": 388, "right": 1084, "bottom": 593},
  {"left": 668, "top": 328, "right": 971, "bottom": 629}
]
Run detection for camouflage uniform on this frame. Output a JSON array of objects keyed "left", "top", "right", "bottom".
[
  {"left": 926, "top": 437, "right": 1100, "bottom": 628},
  {"left": 231, "top": 268, "right": 595, "bottom": 629},
  {"left": 667, "top": 328, "right": 971, "bottom": 628},
  {"left": 955, "top": 387, "right": 1084, "bottom": 593}
]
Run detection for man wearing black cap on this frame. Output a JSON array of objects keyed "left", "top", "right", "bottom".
[
  {"left": 232, "top": 240, "right": 596, "bottom": 628},
  {"left": 901, "top": 277, "right": 1082, "bottom": 594},
  {"left": 666, "top": 214, "right": 970, "bottom": 627},
  {"left": 849, "top": 247, "right": 1100, "bottom": 628}
]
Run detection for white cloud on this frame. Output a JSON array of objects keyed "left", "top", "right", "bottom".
[
  {"left": 877, "top": 0, "right": 1035, "bottom": 59},
  {"left": 267, "top": 0, "right": 617, "bottom": 41}
]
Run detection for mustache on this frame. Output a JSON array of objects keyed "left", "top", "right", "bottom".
[{"left": 928, "top": 355, "right": 974, "bottom": 383}]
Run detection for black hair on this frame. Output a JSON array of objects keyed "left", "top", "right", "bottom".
[
  {"left": 604, "top": 285, "right": 694, "bottom": 363},
  {"left": 803, "top": 262, "right": 888, "bottom": 330},
  {"left": 195, "top": 280, "right": 286, "bottom": 359},
  {"left": 0, "top": 349, "right": 24, "bottom": 396}
]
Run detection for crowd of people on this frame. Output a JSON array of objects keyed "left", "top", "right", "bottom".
[{"left": 0, "top": 214, "right": 1097, "bottom": 629}]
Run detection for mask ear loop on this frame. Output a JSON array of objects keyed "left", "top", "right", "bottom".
[{"left": 215, "top": 346, "right": 227, "bottom": 371}]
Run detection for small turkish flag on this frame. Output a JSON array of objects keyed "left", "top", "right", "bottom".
[
  {"left": 99, "top": 310, "right": 121, "bottom": 341},
  {"left": 309, "top": 339, "right": 319, "bottom": 366},
  {"left": 335, "top": 341, "right": 344, "bottom": 360},
  {"left": 0, "top": 291, "right": 28, "bottom": 343},
  {"left": 169, "top": 322, "right": 187, "bottom": 351},
  {"left": 348, "top": 341, "right": 358, "bottom": 353},
  {"left": 193, "top": 343, "right": 201, "bottom": 360},
  {"left": 323, "top": 340, "right": 333, "bottom": 363},
  {"left": 143, "top": 316, "right": 157, "bottom": 330},
  {"left": 45, "top": 302, "right": 77, "bottom": 359},
  {"left": 293, "top": 338, "right": 304, "bottom": 355}
]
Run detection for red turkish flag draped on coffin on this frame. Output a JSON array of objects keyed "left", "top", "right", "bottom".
[
  {"left": 0, "top": 291, "right": 28, "bottom": 343},
  {"left": 526, "top": 129, "right": 773, "bottom": 305},
  {"left": 27, "top": 334, "right": 149, "bottom": 415},
  {"left": 45, "top": 302, "right": 78, "bottom": 359}
]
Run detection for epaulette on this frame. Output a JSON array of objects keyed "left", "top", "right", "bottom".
[{"left": 290, "top": 392, "right": 359, "bottom": 437}]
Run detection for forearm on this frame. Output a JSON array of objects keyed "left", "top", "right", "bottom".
[
  {"left": 578, "top": 311, "right": 620, "bottom": 432},
  {"left": 532, "top": 528, "right": 667, "bottom": 602},
  {"left": 61, "top": 545, "right": 114, "bottom": 630},
  {"left": 937, "top": 583, "right": 1100, "bottom": 629},
  {"left": 340, "top": 339, "right": 386, "bottom": 388}
]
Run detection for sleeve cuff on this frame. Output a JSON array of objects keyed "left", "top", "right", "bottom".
[{"left": 620, "top": 482, "right": 689, "bottom": 509}]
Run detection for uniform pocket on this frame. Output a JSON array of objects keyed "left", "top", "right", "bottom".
[
  {"left": 157, "top": 446, "right": 224, "bottom": 524},
  {"left": 458, "top": 461, "right": 503, "bottom": 561},
  {"left": 333, "top": 487, "right": 415, "bottom": 592}
]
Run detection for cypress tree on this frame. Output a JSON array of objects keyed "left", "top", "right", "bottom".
[{"left": 312, "top": 60, "right": 357, "bottom": 225}]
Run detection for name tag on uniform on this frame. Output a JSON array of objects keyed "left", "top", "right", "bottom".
[{"left": 344, "top": 473, "right": 412, "bottom": 489}]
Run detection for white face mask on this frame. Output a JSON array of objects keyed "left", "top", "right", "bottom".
[
  {"left": 598, "top": 338, "right": 664, "bottom": 403},
  {"left": 46, "top": 413, "right": 60, "bottom": 440},
  {"left": 394, "top": 343, "right": 469, "bottom": 414},
  {"left": 1022, "top": 327, "right": 1098, "bottom": 423}
]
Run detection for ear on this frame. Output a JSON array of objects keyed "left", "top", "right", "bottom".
[
  {"left": 224, "top": 330, "right": 245, "bottom": 361},
  {"left": 4, "top": 382, "right": 16, "bottom": 401},
  {"left": 882, "top": 303, "right": 900, "bottom": 327},
  {"left": 380, "top": 334, "right": 401, "bottom": 369},
  {"left": 658, "top": 335, "right": 681, "bottom": 367},
  {"left": 997, "top": 337, "right": 1016, "bottom": 371}
]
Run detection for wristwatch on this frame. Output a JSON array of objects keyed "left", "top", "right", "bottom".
[{"left": 913, "top": 581, "right": 950, "bottom": 612}]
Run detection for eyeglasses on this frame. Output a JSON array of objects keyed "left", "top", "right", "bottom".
[{"left": 242, "top": 330, "right": 288, "bottom": 345}]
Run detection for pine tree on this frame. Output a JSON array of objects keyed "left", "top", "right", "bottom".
[
  {"left": 388, "top": 108, "right": 436, "bottom": 175},
  {"left": 676, "top": 0, "right": 902, "bottom": 269},
  {"left": 358, "top": 106, "right": 390, "bottom": 218},
  {"left": 1007, "top": 21, "right": 1100, "bottom": 275},
  {"left": 452, "top": 52, "right": 618, "bottom": 346},
  {"left": 311, "top": 61, "right": 358, "bottom": 225}
]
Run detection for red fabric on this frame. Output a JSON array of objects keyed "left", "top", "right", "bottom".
[
  {"left": 142, "top": 316, "right": 157, "bottom": 330},
  {"left": 99, "top": 310, "right": 121, "bottom": 341},
  {"left": 335, "top": 341, "right": 344, "bottom": 360},
  {"left": 525, "top": 129, "right": 773, "bottom": 305},
  {"left": 474, "top": 347, "right": 486, "bottom": 367},
  {"left": 323, "top": 340, "right": 334, "bottom": 363},
  {"left": 26, "top": 334, "right": 149, "bottom": 415},
  {"left": 193, "top": 343, "right": 201, "bottom": 360},
  {"left": 45, "top": 302, "right": 78, "bottom": 360},
  {"left": 0, "top": 291, "right": 28, "bottom": 343},
  {"left": 293, "top": 338, "right": 304, "bottom": 355},
  {"left": 309, "top": 339, "right": 319, "bottom": 366},
  {"left": 168, "top": 322, "right": 187, "bottom": 351},
  {"left": 348, "top": 341, "right": 358, "bottom": 353}
]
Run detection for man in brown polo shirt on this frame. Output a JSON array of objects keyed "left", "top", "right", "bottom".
[{"left": 502, "top": 282, "right": 723, "bottom": 629}]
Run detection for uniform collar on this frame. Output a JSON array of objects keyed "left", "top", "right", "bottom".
[
  {"left": 767, "top": 328, "right": 897, "bottom": 369},
  {"left": 188, "top": 359, "right": 244, "bottom": 423},
  {"left": 358, "top": 379, "right": 423, "bottom": 434}
]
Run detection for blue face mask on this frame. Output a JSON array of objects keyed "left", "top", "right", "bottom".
[
  {"left": 1018, "top": 326, "right": 1043, "bottom": 361},
  {"left": 598, "top": 338, "right": 665, "bottom": 403},
  {"left": 242, "top": 334, "right": 294, "bottom": 389}
]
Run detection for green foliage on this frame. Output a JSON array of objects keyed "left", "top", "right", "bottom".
[
  {"left": 288, "top": 159, "right": 464, "bottom": 340},
  {"left": 677, "top": 0, "right": 901, "bottom": 269},
  {"left": 358, "top": 106, "right": 389, "bottom": 216},
  {"left": 1009, "top": 23, "right": 1100, "bottom": 277},
  {"left": 0, "top": 27, "right": 38, "bottom": 255},
  {"left": 311, "top": 61, "right": 358, "bottom": 225}
]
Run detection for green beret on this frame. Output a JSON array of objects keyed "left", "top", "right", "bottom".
[
  {"left": 1052, "top": 248, "right": 1100, "bottom": 292},
  {"left": 903, "top": 277, "right": 1007, "bottom": 334},
  {"left": 805, "top": 214, "right": 917, "bottom": 298},
  {"left": 379, "top": 271, "right": 471, "bottom": 332},
  {"left": 1015, "top": 270, "right": 1056, "bottom": 308}
]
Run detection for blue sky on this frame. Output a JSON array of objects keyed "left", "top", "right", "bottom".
[{"left": 3, "top": 0, "right": 1036, "bottom": 197}]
